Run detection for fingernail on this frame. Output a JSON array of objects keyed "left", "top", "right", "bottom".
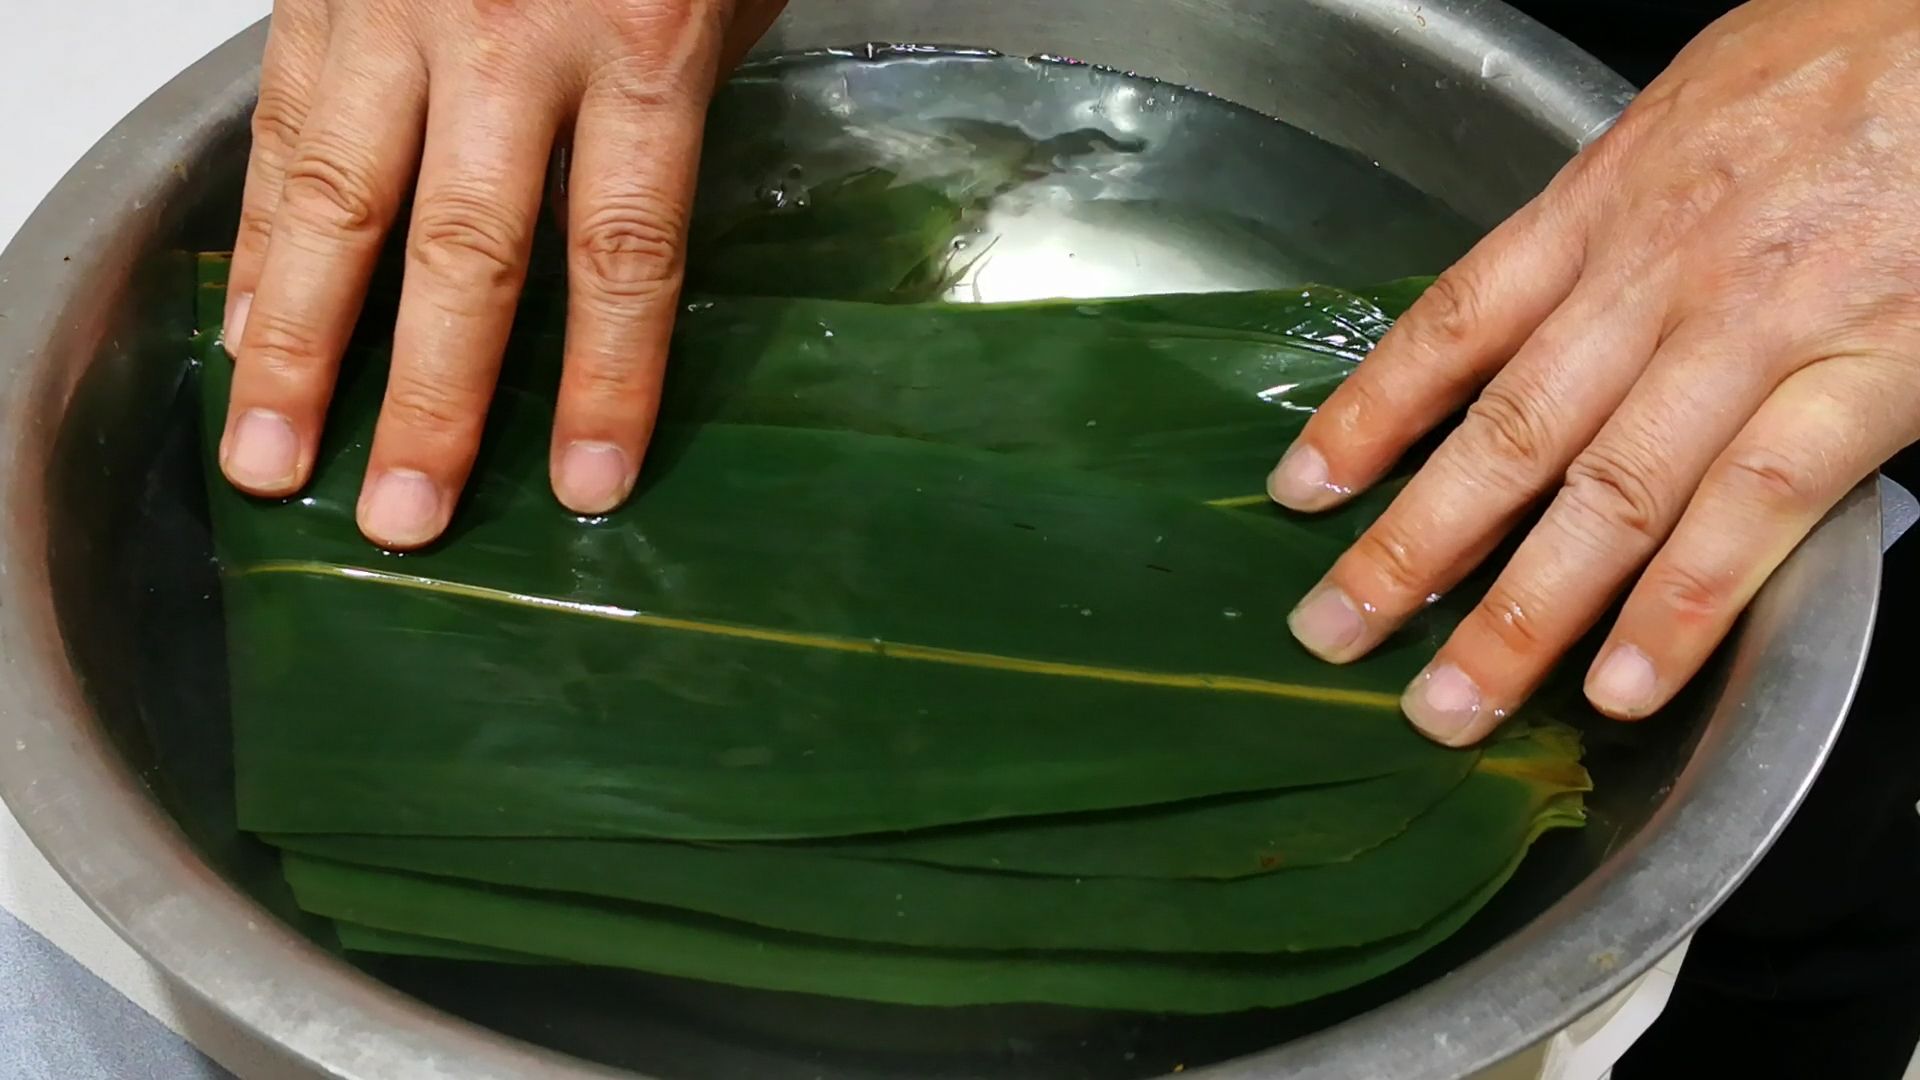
[
  {"left": 1267, "top": 443, "right": 1344, "bottom": 510},
  {"left": 1289, "top": 585, "right": 1367, "bottom": 660},
  {"left": 359, "top": 468, "right": 443, "bottom": 549},
  {"left": 1402, "top": 662, "right": 1484, "bottom": 745},
  {"left": 221, "top": 408, "right": 299, "bottom": 492},
  {"left": 224, "top": 292, "right": 252, "bottom": 357},
  {"left": 555, "top": 441, "right": 633, "bottom": 514},
  {"left": 1588, "top": 644, "right": 1659, "bottom": 718}
]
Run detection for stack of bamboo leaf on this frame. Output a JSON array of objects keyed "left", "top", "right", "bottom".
[{"left": 190, "top": 171, "right": 1586, "bottom": 1014}]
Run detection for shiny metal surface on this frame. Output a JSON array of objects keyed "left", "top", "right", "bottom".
[
  {"left": 756, "top": 0, "right": 1638, "bottom": 228},
  {"left": 697, "top": 48, "right": 1488, "bottom": 299},
  {"left": 0, "top": 3, "right": 1877, "bottom": 1079}
]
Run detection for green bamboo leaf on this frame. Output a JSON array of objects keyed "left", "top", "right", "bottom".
[
  {"left": 192, "top": 237, "right": 1584, "bottom": 1008},
  {"left": 796, "top": 751, "right": 1474, "bottom": 878},
  {"left": 1353, "top": 275, "right": 1434, "bottom": 317},
  {"left": 335, "top": 923, "right": 543, "bottom": 965},
  {"left": 212, "top": 450, "right": 1449, "bottom": 839},
  {"left": 280, "top": 792, "right": 1585, "bottom": 1014},
  {"left": 199, "top": 251, "right": 1418, "bottom": 506},
  {"left": 196, "top": 274, "right": 1481, "bottom": 840},
  {"left": 267, "top": 733, "right": 1576, "bottom": 954},
  {"left": 652, "top": 290, "right": 1377, "bottom": 504},
  {"left": 684, "top": 168, "right": 972, "bottom": 303},
  {"left": 282, "top": 756, "right": 1479, "bottom": 885}
]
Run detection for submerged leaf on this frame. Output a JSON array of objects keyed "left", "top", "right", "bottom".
[
  {"left": 269, "top": 735, "right": 1577, "bottom": 955},
  {"left": 798, "top": 752, "right": 1474, "bottom": 879},
  {"left": 685, "top": 168, "right": 973, "bottom": 303},
  {"left": 197, "top": 255, "right": 1473, "bottom": 842},
  {"left": 335, "top": 923, "right": 543, "bottom": 965},
  {"left": 211, "top": 426, "right": 1445, "bottom": 839},
  {"left": 286, "top": 789, "right": 1586, "bottom": 1014},
  {"left": 190, "top": 237, "right": 1585, "bottom": 1013}
]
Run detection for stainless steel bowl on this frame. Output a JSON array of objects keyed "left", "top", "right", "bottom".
[{"left": 0, "top": 3, "right": 1881, "bottom": 1078}]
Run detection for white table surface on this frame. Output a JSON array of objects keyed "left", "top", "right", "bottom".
[{"left": 1, "top": 7, "right": 274, "bottom": 1076}]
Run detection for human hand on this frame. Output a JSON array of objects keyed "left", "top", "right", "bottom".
[
  {"left": 1270, "top": 0, "right": 1920, "bottom": 744},
  {"left": 218, "top": 0, "right": 785, "bottom": 548}
]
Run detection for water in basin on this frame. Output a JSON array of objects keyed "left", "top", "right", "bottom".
[{"left": 82, "top": 47, "right": 1692, "bottom": 1080}]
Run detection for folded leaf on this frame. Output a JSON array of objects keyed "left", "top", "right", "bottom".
[
  {"left": 796, "top": 751, "right": 1474, "bottom": 878},
  {"left": 212, "top": 425, "right": 1449, "bottom": 839},
  {"left": 335, "top": 923, "right": 543, "bottom": 965},
  {"left": 652, "top": 287, "right": 1393, "bottom": 505},
  {"left": 284, "top": 788, "right": 1585, "bottom": 1013},
  {"left": 269, "top": 732, "right": 1577, "bottom": 955},
  {"left": 684, "top": 168, "right": 972, "bottom": 303},
  {"left": 196, "top": 256, "right": 1476, "bottom": 841},
  {"left": 191, "top": 228, "right": 1587, "bottom": 1013}
]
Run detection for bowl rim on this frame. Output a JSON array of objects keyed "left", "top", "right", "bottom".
[{"left": 0, "top": 8, "right": 1879, "bottom": 1080}]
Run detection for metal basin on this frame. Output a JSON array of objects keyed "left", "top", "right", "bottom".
[{"left": 0, "top": 2, "right": 1880, "bottom": 1078}]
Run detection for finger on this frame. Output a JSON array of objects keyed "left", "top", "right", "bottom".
[
  {"left": 220, "top": 34, "right": 426, "bottom": 498},
  {"left": 358, "top": 72, "right": 566, "bottom": 549},
  {"left": 1585, "top": 357, "right": 1920, "bottom": 720},
  {"left": 548, "top": 64, "right": 711, "bottom": 513},
  {"left": 1263, "top": 13, "right": 1690, "bottom": 517},
  {"left": 1397, "top": 313, "right": 1781, "bottom": 745},
  {"left": 226, "top": 0, "right": 330, "bottom": 345},
  {"left": 1287, "top": 281, "right": 1664, "bottom": 663},
  {"left": 1266, "top": 187, "right": 1592, "bottom": 511}
]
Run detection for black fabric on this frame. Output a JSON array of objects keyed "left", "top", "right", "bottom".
[
  {"left": 1494, "top": 5, "right": 1920, "bottom": 1076},
  {"left": 1507, "top": 0, "right": 1743, "bottom": 86},
  {"left": 1615, "top": 527, "right": 1920, "bottom": 1076}
]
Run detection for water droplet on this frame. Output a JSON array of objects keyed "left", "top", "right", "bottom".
[{"left": 755, "top": 177, "right": 812, "bottom": 211}]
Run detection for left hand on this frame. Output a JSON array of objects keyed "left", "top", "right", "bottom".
[
  {"left": 218, "top": 0, "right": 785, "bottom": 550},
  {"left": 1268, "top": 0, "right": 1920, "bottom": 745}
]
